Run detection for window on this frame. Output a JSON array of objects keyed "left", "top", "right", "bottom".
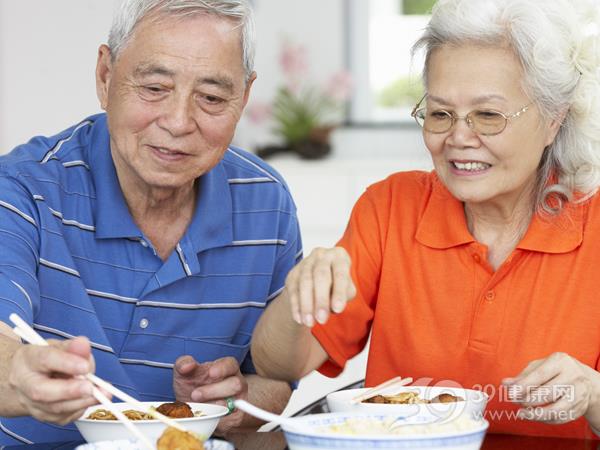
[{"left": 346, "top": 0, "right": 435, "bottom": 125}]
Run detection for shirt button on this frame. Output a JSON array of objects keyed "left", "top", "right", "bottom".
[
  {"left": 472, "top": 254, "right": 481, "bottom": 263},
  {"left": 140, "top": 240, "right": 148, "bottom": 247},
  {"left": 139, "top": 318, "right": 149, "bottom": 329},
  {"left": 484, "top": 290, "right": 495, "bottom": 301}
]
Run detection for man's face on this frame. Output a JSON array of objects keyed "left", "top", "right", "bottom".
[{"left": 96, "top": 13, "right": 255, "bottom": 194}]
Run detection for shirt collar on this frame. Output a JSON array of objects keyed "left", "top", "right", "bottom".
[
  {"left": 416, "top": 172, "right": 583, "bottom": 254},
  {"left": 183, "top": 162, "right": 233, "bottom": 253},
  {"left": 89, "top": 115, "right": 140, "bottom": 239},
  {"left": 416, "top": 174, "right": 475, "bottom": 249},
  {"left": 88, "top": 114, "right": 234, "bottom": 251},
  {"left": 517, "top": 202, "right": 583, "bottom": 253}
]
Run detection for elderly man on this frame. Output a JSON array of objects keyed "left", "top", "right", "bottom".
[{"left": 0, "top": 0, "right": 300, "bottom": 444}]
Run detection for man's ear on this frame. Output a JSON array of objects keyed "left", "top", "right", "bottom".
[
  {"left": 95, "top": 44, "right": 113, "bottom": 111},
  {"left": 241, "top": 71, "right": 257, "bottom": 109}
]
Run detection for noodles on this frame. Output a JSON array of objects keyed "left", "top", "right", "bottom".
[
  {"left": 86, "top": 401, "right": 204, "bottom": 420},
  {"left": 86, "top": 408, "right": 155, "bottom": 421}
]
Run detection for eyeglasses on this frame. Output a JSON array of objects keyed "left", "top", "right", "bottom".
[{"left": 411, "top": 95, "right": 531, "bottom": 136}]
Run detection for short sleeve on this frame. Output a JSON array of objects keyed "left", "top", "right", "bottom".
[
  {"left": 312, "top": 186, "right": 387, "bottom": 377},
  {"left": 267, "top": 215, "right": 302, "bottom": 302},
  {"left": 241, "top": 191, "right": 302, "bottom": 376},
  {"left": 0, "top": 173, "right": 41, "bottom": 326}
]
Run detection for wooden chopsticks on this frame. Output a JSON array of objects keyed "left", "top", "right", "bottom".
[
  {"left": 9, "top": 313, "right": 189, "bottom": 447},
  {"left": 350, "top": 376, "right": 414, "bottom": 404}
]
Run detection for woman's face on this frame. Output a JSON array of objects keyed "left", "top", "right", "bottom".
[{"left": 423, "top": 44, "right": 561, "bottom": 209}]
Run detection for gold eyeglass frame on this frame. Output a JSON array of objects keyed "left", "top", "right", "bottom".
[{"left": 410, "top": 94, "right": 531, "bottom": 136}]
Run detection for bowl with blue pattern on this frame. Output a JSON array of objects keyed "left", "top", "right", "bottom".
[{"left": 282, "top": 412, "right": 489, "bottom": 450}]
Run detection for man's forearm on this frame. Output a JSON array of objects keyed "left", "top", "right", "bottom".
[
  {"left": 216, "top": 374, "right": 291, "bottom": 437},
  {"left": 239, "top": 374, "right": 291, "bottom": 429},
  {"left": 251, "top": 291, "right": 326, "bottom": 381},
  {"left": 0, "top": 332, "right": 27, "bottom": 416}
]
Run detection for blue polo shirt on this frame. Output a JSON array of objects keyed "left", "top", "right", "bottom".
[{"left": 0, "top": 113, "right": 302, "bottom": 444}]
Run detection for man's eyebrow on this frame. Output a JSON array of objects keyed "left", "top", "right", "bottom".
[
  {"left": 133, "top": 63, "right": 175, "bottom": 78},
  {"left": 132, "top": 64, "right": 235, "bottom": 92},
  {"left": 197, "top": 76, "right": 235, "bottom": 93}
]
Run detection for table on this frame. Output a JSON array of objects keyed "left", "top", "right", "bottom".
[{"left": 4, "top": 433, "right": 599, "bottom": 450}]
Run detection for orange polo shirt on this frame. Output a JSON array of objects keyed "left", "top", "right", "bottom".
[{"left": 312, "top": 171, "right": 600, "bottom": 439}]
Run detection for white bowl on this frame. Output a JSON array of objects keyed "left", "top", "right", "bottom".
[
  {"left": 75, "top": 402, "right": 228, "bottom": 443},
  {"left": 327, "top": 386, "right": 488, "bottom": 422},
  {"left": 282, "top": 412, "right": 489, "bottom": 450},
  {"left": 75, "top": 438, "right": 234, "bottom": 450}
]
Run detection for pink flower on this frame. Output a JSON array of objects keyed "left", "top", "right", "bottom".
[
  {"left": 279, "top": 41, "right": 308, "bottom": 91},
  {"left": 325, "top": 70, "right": 353, "bottom": 101},
  {"left": 245, "top": 101, "right": 272, "bottom": 124}
]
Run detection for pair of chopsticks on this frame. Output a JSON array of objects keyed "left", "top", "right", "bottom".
[
  {"left": 350, "top": 376, "right": 414, "bottom": 404},
  {"left": 9, "top": 313, "right": 188, "bottom": 449}
]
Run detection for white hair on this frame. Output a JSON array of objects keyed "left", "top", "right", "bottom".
[
  {"left": 108, "top": 0, "right": 255, "bottom": 81},
  {"left": 412, "top": 0, "right": 600, "bottom": 214}
]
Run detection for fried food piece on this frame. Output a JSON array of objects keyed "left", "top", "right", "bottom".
[
  {"left": 156, "top": 401, "right": 194, "bottom": 418},
  {"left": 362, "top": 391, "right": 464, "bottom": 404},
  {"left": 157, "top": 427, "right": 204, "bottom": 450},
  {"left": 430, "top": 393, "right": 463, "bottom": 403},
  {"left": 363, "top": 391, "right": 425, "bottom": 404}
]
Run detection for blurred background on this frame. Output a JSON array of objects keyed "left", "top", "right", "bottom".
[{"left": 0, "top": 0, "right": 434, "bottom": 416}]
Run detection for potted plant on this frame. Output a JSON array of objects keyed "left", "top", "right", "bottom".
[{"left": 247, "top": 40, "right": 352, "bottom": 159}]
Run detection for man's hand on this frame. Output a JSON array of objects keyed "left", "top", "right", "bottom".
[
  {"left": 8, "top": 337, "right": 100, "bottom": 425},
  {"left": 173, "top": 355, "right": 248, "bottom": 433}
]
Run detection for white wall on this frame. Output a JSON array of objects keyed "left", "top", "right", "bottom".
[
  {"left": 0, "top": 0, "right": 346, "bottom": 153},
  {"left": 0, "top": 0, "right": 120, "bottom": 152}
]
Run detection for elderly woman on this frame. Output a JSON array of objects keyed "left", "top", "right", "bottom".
[{"left": 252, "top": 0, "right": 600, "bottom": 439}]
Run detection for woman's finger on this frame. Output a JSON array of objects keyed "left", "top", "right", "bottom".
[
  {"left": 518, "top": 392, "right": 585, "bottom": 424},
  {"left": 507, "top": 355, "right": 563, "bottom": 401},
  {"left": 330, "top": 247, "right": 353, "bottom": 314},
  {"left": 517, "top": 371, "right": 579, "bottom": 407},
  {"left": 297, "top": 254, "right": 317, "bottom": 326},
  {"left": 312, "top": 256, "right": 334, "bottom": 324}
]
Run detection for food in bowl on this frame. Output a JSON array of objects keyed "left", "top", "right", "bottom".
[
  {"left": 282, "top": 412, "right": 489, "bottom": 450},
  {"left": 75, "top": 401, "right": 228, "bottom": 443},
  {"left": 321, "top": 416, "right": 480, "bottom": 435},
  {"left": 364, "top": 391, "right": 462, "bottom": 404},
  {"left": 156, "top": 401, "right": 196, "bottom": 418},
  {"left": 327, "top": 386, "right": 488, "bottom": 421},
  {"left": 157, "top": 427, "right": 204, "bottom": 450},
  {"left": 86, "top": 401, "right": 203, "bottom": 421}
]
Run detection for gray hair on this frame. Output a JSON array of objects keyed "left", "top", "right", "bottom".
[
  {"left": 412, "top": 0, "right": 600, "bottom": 215},
  {"left": 108, "top": 0, "right": 255, "bottom": 81}
]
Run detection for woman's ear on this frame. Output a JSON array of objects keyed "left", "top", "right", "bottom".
[
  {"left": 95, "top": 45, "right": 113, "bottom": 111},
  {"left": 544, "top": 108, "right": 569, "bottom": 147}
]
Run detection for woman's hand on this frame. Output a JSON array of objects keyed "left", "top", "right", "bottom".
[
  {"left": 502, "top": 352, "right": 600, "bottom": 425},
  {"left": 284, "top": 247, "right": 356, "bottom": 327}
]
